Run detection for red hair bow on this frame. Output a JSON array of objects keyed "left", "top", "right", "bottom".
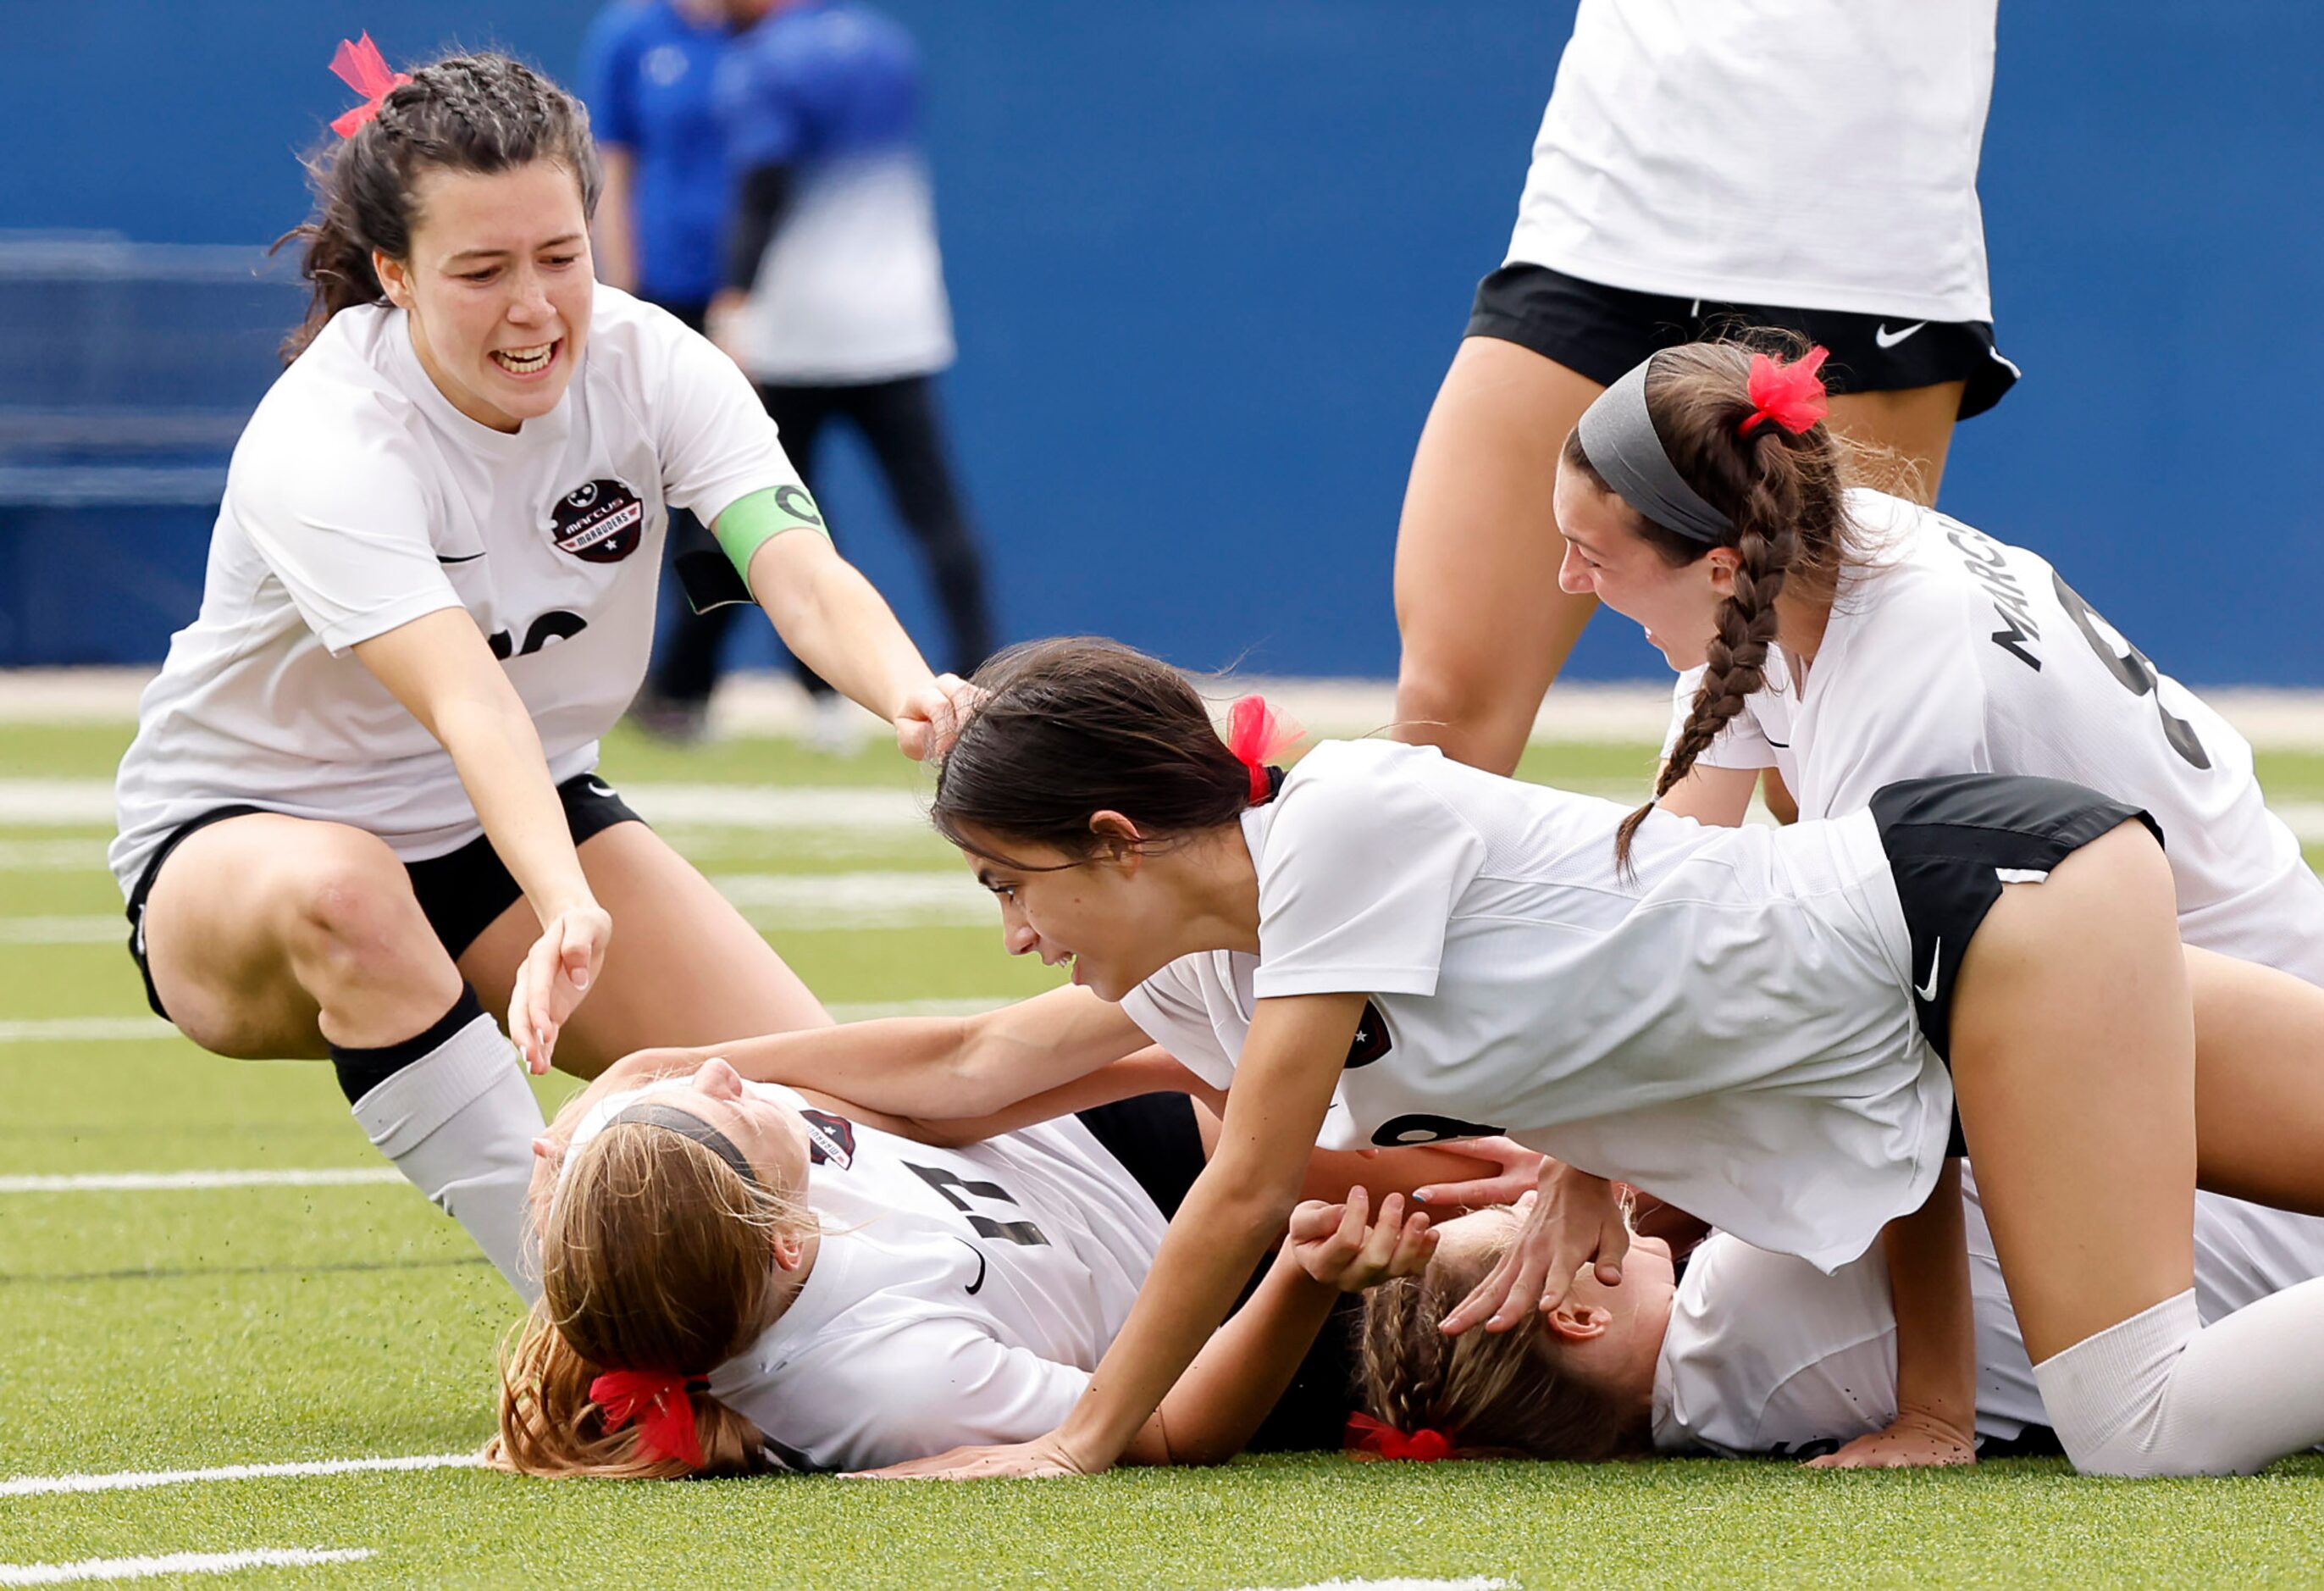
[
  {"left": 590, "top": 1368, "right": 707, "bottom": 1468},
  {"left": 1345, "top": 1411, "right": 1458, "bottom": 1462},
  {"left": 1226, "top": 695, "right": 1303, "bottom": 805},
  {"left": 329, "top": 32, "right": 411, "bottom": 139},
  {"left": 1738, "top": 346, "right": 1830, "bottom": 437}
]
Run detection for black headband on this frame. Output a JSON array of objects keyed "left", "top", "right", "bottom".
[{"left": 606, "top": 1101, "right": 763, "bottom": 1190}]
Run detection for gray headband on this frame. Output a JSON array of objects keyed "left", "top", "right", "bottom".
[
  {"left": 606, "top": 1101, "right": 763, "bottom": 1190},
  {"left": 1574, "top": 356, "right": 1732, "bottom": 545}
]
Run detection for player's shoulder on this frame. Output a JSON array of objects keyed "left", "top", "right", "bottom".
[
  {"left": 230, "top": 310, "right": 430, "bottom": 494},
  {"left": 577, "top": 285, "right": 710, "bottom": 402}
]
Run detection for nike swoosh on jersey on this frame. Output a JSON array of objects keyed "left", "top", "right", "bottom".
[
  {"left": 959, "top": 1239, "right": 988, "bottom": 1295},
  {"left": 1914, "top": 939, "right": 1943, "bottom": 1004},
  {"left": 584, "top": 780, "right": 617, "bottom": 800},
  {"left": 436, "top": 551, "right": 488, "bottom": 564},
  {"left": 1874, "top": 322, "right": 1928, "bottom": 350}
]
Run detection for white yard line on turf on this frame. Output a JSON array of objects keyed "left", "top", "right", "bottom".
[
  {"left": 1236, "top": 1580, "right": 1513, "bottom": 1591},
  {"left": 0, "top": 998, "right": 1010, "bottom": 1048},
  {"left": 0, "top": 1549, "right": 373, "bottom": 1584},
  {"left": 0, "top": 840, "right": 108, "bottom": 870},
  {"left": 0, "top": 1169, "right": 401, "bottom": 1195},
  {"left": 0, "top": 779, "right": 927, "bottom": 831},
  {"left": 0, "top": 1453, "right": 479, "bottom": 1499}
]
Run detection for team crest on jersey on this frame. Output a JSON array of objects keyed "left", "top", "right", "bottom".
[
  {"left": 547, "top": 478, "right": 646, "bottom": 563},
  {"left": 799, "top": 1109, "right": 855, "bottom": 1168},
  {"left": 1344, "top": 1000, "right": 1392, "bottom": 1069}
]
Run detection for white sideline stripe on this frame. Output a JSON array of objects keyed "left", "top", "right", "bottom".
[
  {"left": 0, "top": 840, "right": 108, "bottom": 870},
  {"left": 1235, "top": 1581, "right": 1513, "bottom": 1591},
  {"left": 0, "top": 1549, "right": 374, "bottom": 1584},
  {"left": 0, "top": 998, "right": 1011, "bottom": 1047},
  {"left": 0, "top": 779, "right": 925, "bottom": 830},
  {"left": 0, "top": 1168, "right": 401, "bottom": 1195},
  {"left": 0, "top": 917, "right": 120, "bottom": 945},
  {"left": 0, "top": 1453, "right": 479, "bottom": 1499}
]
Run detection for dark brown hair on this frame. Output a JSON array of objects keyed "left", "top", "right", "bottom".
[
  {"left": 489, "top": 1112, "right": 811, "bottom": 1480},
  {"left": 275, "top": 50, "right": 600, "bottom": 363},
  {"left": 1568, "top": 338, "right": 1865, "bottom": 865},
  {"left": 931, "top": 638, "right": 1259, "bottom": 863},
  {"left": 1356, "top": 1223, "right": 1646, "bottom": 1462}
]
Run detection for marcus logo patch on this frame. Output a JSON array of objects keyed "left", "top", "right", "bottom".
[
  {"left": 800, "top": 1109, "right": 856, "bottom": 1168},
  {"left": 1344, "top": 1000, "right": 1392, "bottom": 1070},
  {"left": 547, "top": 479, "right": 646, "bottom": 563}
]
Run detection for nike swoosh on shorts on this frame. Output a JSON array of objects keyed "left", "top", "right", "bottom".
[{"left": 1874, "top": 322, "right": 1928, "bottom": 350}]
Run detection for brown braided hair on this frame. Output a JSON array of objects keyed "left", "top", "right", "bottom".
[
  {"left": 1354, "top": 1222, "right": 1644, "bottom": 1462},
  {"left": 274, "top": 51, "right": 601, "bottom": 363},
  {"left": 1568, "top": 338, "right": 1861, "bottom": 868}
]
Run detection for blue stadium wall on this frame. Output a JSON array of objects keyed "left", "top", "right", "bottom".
[{"left": 3, "top": 3, "right": 2317, "bottom": 683}]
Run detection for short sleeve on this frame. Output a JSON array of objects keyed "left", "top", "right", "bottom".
[
  {"left": 1661, "top": 667, "right": 1778, "bottom": 770},
  {"left": 639, "top": 308, "right": 804, "bottom": 524},
  {"left": 223, "top": 421, "right": 457, "bottom": 655},
  {"left": 1250, "top": 749, "right": 1486, "bottom": 1001},
  {"left": 577, "top": 7, "right": 642, "bottom": 150},
  {"left": 1119, "top": 956, "right": 1239, "bottom": 1092},
  {"left": 715, "top": 37, "right": 809, "bottom": 169},
  {"left": 777, "top": 1320, "right": 1091, "bottom": 1472}
]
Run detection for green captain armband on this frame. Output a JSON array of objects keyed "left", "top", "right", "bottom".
[{"left": 678, "top": 484, "right": 832, "bottom": 614}]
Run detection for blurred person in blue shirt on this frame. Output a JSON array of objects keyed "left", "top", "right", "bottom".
[{"left": 646, "top": 0, "right": 994, "bottom": 746}]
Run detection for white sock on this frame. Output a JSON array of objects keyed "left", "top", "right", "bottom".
[
  {"left": 351, "top": 1011, "right": 544, "bottom": 1303},
  {"left": 2033, "top": 1283, "right": 2324, "bottom": 1476}
]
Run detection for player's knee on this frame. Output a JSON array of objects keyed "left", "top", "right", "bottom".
[
  {"left": 279, "top": 847, "right": 434, "bottom": 990},
  {"left": 1392, "top": 665, "right": 1526, "bottom": 768}
]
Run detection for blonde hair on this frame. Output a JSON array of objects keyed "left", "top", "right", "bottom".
[
  {"left": 1355, "top": 1224, "right": 1644, "bottom": 1462},
  {"left": 488, "top": 1116, "right": 814, "bottom": 1479}
]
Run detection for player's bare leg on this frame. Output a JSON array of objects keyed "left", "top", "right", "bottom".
[
  {"left": 458, "top": 819, "right": 832, "bottom": 1079},
  {"left": 1391, "top": 337, "right": 1601, "bottom": 776},
  {"left": 2182, "top": 946, "right": 2324, "bottom": 1213},
  {"left": 1825, "top": 381, "right": 1965, "bottom": 506}
]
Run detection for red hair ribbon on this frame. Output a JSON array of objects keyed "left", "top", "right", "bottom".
[
  {"left": 1737, "top": 346, "right": 1831, "bottom": 437},
  {"left": 329, "top": 33, "right": 411, "bottom": 139},
  {"left": 1346, "top": 1412, "right": 1458, "bottom": 1461},
  {"left": 1226, "top": 695, "right": 1303, "bottom": 805},
  {"left": 590, "top": 1369, "right": 707, "bottom": 1468}
]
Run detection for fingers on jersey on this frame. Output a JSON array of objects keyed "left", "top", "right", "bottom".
[
  {"left": 457, "top": 820, "right": 833, "bottom": 1078},
  {"left": 1391, "top": 337, "right": 1604, "bottom": 775},
  {"left": 140, "top": 812, "right": 465, "bottom": 1058}
]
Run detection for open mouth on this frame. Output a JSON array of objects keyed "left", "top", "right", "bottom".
[{"left": 490, "top": 341, "right": 558, "bottom": 376}]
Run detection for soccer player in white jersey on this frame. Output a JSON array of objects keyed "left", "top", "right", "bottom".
[
  {"left": 650, "top": 638, "right": 2324, "bottom": 1479},
  {"left": 1551, "top": 337, "right": 2324, "bottom": 989},
  {"left": 1394, "top": 1, "right": 2015, "bottom": 776},
  {"left": 491, "top": 1056, "right": 1440, "bottom": 1476},
  {"left": 1344, "top": 1173, "right": 2324, "bottom": 1465},
  {"left": 104, "top": 43, "right": 973, "bottom": 1301}
]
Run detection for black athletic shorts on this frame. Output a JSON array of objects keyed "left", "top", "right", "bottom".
[
  {"left": 1468, "top": 262, "right": 2022, "bottom": 421},
  {"left": 125, "top": 772, "right": 644, "bottom": 1023},
  {"left": 1870, "top": 773, "right": 2161, "bottom": 1066},
  {"left": 1075, "top": 1091, "right": 1362, "bottom": 1452}
]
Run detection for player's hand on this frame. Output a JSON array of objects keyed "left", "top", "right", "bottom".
[
  {"left": 1287, "top": 1188, "right": 1437, "bottom": 1294},
  {"left": 509, "top": 903, "right": 612, "bottom": 1073},
  {"left": 894, "top": 674, "right": 982, "bottom": 762},
  {"left": 1408, "top": 1137, "right": 1547, "bottom": 1212},
  {"left": 854, "top": 1433, "right": 1097, "bottom": 1481},
  {"left": 1806, "top": 1411, "right": 1978, "bottom": 1469},
  {"left": 1439, "top": 1159, "right": 1627, "bottom": 1335}
]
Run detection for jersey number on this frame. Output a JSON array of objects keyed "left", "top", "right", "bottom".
[
  {"left": 2050, "top": 574, "right": 2209, "bottom": 770},
  {"left": 904, "top": 1162, "right": 1049, "bottom": 1247},
  {"left": 487, "top": 608, "right": 589, "bottom": 662}
]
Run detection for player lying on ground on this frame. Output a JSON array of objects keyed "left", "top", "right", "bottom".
[
  {"left": 678, "top": 637, "right": 2324, "bottom": 1478},
  {"left": 1549, "top": 335, "right": 2324, "bottom": 989},
  {"left": 491, "top": 1056, "right": 1453, "bottom": 1476},
  {"left": 105, "top": 42, "right": 972, "bottom": 1302},
  {"left": 1347, "top": 1169, "right": 2324, "bottom": 1462}
]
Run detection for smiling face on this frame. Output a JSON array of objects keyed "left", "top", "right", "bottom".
[
  {"left": 957, "top": 826, "right": 1188, "bottom": 1003},
  {"left": 1552, "top": 457, "right": 1740, "bottom": 671},
  {"left": 375, "top": 159, "right": 594, "bottom": 433}
]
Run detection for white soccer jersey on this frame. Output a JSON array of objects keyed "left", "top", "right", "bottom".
[
  {"left": 1652, "top": 1169, "right": 2324, "bottom": 1458},
  {"left": 109, "top": 287, "right": 798, "bottom": 897},
  {"left": 1119, "top": 739, "right": 1951, "bottom": 1273},
  {"left": 1663, "top": 490, "right": 2324, "bottom": 986},
  {"left": 1506, "top": 1, "right": 1998, "bottom": 323},
  {"left": 567, "top": 1080, "right": 1163, "bottom": 1474}
]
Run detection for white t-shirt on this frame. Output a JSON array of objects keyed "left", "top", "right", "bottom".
[
  {"left": 1663, "top": 490, "right": 2324, "bottom": 987},
  {"left": 1506, "top": 1, "right": 1998, "bottom": 323},
  {"left": 1120, "top": 739, "right": 1952, "bottom": 1273},
  {"left": 110, "top": 287, "right": 799, "bottom": 896},
  {"left": 1653, "top": 1168, "right": 2324, "bottom": 1458},
  {"left": 709, "top": 1084, "right": 1163, "bottom": 1472}
]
